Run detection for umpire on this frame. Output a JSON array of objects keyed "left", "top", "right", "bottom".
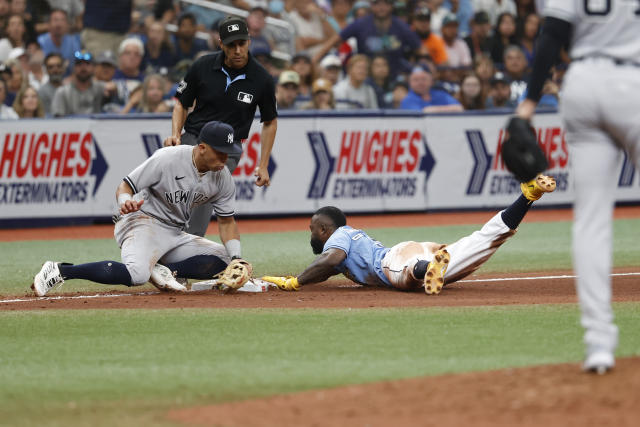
[{"left": 164, "top": 15, "right": 278, "bottom": 237}]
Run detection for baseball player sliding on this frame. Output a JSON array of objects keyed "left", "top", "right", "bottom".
[
  {"left": 263, "top": 175, "right": 555, "bottom": 294},
  {"left": 31, "top": 121, "right": 252, "bottom": 297},
  {"left": 513, "top": 0, "right": 640, "bottom": 374}
]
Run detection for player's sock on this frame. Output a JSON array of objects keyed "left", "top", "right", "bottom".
[
  {"left": 501, "top": 194, "right": 532, "bottom": 230},
  {"left": 164, "top": 255, "right": 228, "bottom": 279},
  {"left": 58, "top": 261, "right": 133, "bottom": 286},
  {"left": 412, "top": 260, "right": 429, "bottom": 280}
]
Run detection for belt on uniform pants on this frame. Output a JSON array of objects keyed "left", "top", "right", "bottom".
[{"left": 573, "top": 55, "right": 640, "bottom": 67}]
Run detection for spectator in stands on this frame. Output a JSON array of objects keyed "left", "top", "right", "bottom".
[
  {"left": 441, "top": 14, "right": 471, "bottom": 68},
  {"left": 275, "top": 69, "right": 300, "bottom": 110},
  {"left": 173, "top": 12, "right": 209, "bottom": 63},
  {"left": 411, "top": 7, "right": 448, "bottom": 66},
  {"left": 3, "top": 59, "right": 22, "bottom": 106},
  {"left": 366, "top": 54, "right": 391, "bottom": 108},
  {"left": 37, "top": 9, "right": 81, "bottom": 73},
  {"left": 443, "top": 0, "right": 473, "bottom": 38},
  {"left": 38, "top": 52, "right": 64, "bottom": 115},
  {"left": 487, "top": 12, "right": 517, "bottom": 66},
  {"left": 82, "top": 0, "right": 132, "bottom": 56},
  {"left": 517, "top": 12, "right": 540, "bottom": 67},
  {"left": 400, "top": 64, "right": 462, "bottom": 112},
  {"left": 393, "top": 1, "right": 410, "bottom": 24},
  {"left": 464, "top": 10, "right": 491, "bottom": 61},
  {"left": 0, "top": 75, "right": 18, "bottom": 118},
  {"left": 327, "top": 0, "right": 354, "bottom": 32},
  {"left": 456, "top": 73, "right": 485, "bottom": 110},
  {"left": 473, "top": 53, "right": 494, "bottom": 98},
  {"left": 302, "top": 77, "right": 335, "bottom": 110},
  {"left": 121, "top": 73, "right": 170, "bottom": 114},
  {"left": 48, "top": 0, "right": 84, "bottom": 32},
  {"left": 94, "top": 51, "right": 117, "bottom": 82},
  {"left": 471, "top": 0, "right": 516, "bottom": 27},
  {"left": 115, "top": 38, "right": 145, "bottom": 83},
  {"left": 426, "top": 0, "right": 449, "bottom": 36},
  {"left": 318, "top": 0, "right": 421, "bottom": 79},
  {"left": 389, "top": 79, "right": 408, "bottom": 108},
  {"left": 333, "top": 53, "right": 378, "bottom": 109},
  {"left": 515, "top": 0, "right": 536, "bottom": 23},
  {"left": 26, "top": 48, "right": 46, "bottom": 90},
  {"left": 0, "top": 0, "right": 9, "bottom": 39},
  {"left": 0, "top": 14, "right": 27, "bottom": 63},
  {"left": 263, "top": 0, "right": 296, "bottom": 57},
  {"left": 251, "top": 38, "right": 279, "bottom": 79},
  {"left": 502, "top": 44, "right": 528, "bottom": 102},
  {"left": 51, "top": 50, "right": 106, "bottom": 116},
  {"left": 318, "top": 54, "right": 343, "bottom": 85},
  {"left": 247, "top": 6, "right": 272, "bottom": 55},
  {"left": 352, "top": 0, "right": 372, "bottom": 19},
  {"left": 289, "top": 0, "right": 337, "bottom": 58},
  {"left": 143, "top": 20, "right": 176, "bottom": 74},
  {"left": 291, "top": 53, "right": 315, "bottom": 98},
  {"left": 12, "top": 84, "right": 44, "bottom": 117},
  {"left": 484, "top": 70, "right": 516, "bottom": 109},
  {"left": 9, "top": 0, "right": 37, "bottom": 45}
]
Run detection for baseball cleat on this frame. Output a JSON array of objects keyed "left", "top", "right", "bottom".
[
  {"left": 521, "top": 174, "right": 556, "bottom": 201},
  {"left": 149, "top": 264, "right": 187, "bottom": 292},
  {"left": 32, "top": 261, "right": 64, "bottom": 297},
  {"left": 583, "top": 351, "right": 615, "bottom": 375},
  {"left": 424, "top": 249, "right": 450, "bottom": 295}
]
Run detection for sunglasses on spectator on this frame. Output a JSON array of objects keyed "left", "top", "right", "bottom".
[{"left": 74, "top": 51, "right": 93, "bottom": 62}]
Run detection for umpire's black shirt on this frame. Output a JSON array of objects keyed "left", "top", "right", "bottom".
[{"left": 175, "top": 51, "right": 277, "bottom": 140}]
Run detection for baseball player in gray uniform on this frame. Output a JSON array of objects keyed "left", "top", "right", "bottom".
[
  {"left": 32, "top": 121, "right": 244, "bottom": 297},
  {"left": 516, "top": 0, "right": 640, "bottom": 374}
]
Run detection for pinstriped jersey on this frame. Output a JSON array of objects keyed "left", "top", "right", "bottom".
[
  {"left": 545, "top": 0, "right": 640, "bottom": 61},
  {"left": 124, "top": 145, "right": 236, "bottom": 228}
]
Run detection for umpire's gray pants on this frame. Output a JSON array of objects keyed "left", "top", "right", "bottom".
[{"left": 181, "top": 132, "right": 241, "bottom": 237}]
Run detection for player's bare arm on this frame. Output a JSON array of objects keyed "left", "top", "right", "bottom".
[
  {"left": 217, "top": 215, "right": 241, "bottom": 246},
  {"left": 115, "top": 181, "right": 143, "bottom": 215},
  {"left": 297, "top": 248, "right": 346, "bottom": 285},
  {"left": 254, "top": 118, "right": 278, "bottom": 187},
  {"left": 164, "top": 101, "right": 188, "bottom": 146}
]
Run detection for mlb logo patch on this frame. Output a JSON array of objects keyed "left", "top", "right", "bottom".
[
  {"left": 228, "top": 24, "right": 240, "bottom": 32},
  {"left": 238, "top": 92, "right": 253, "bottom": 104}
]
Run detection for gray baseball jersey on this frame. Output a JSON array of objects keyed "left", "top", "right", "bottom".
[
  {"left": 545, "top": 0, "right": 640, "bottom": 60},
  {"left": 124, "top": 145, "right": 236, "bottom": 229}
]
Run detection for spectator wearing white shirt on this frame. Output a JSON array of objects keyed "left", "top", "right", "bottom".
[
  {"left": 441, "top": 14, "right": 471, "bottom": 68},
  {"left": 471, "top": 0, "right": 516, "bottom": 26},
  {"left": 333, "top": 54, "right": 378, "bottom": 109}
]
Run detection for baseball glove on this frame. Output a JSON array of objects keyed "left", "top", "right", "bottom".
[
  {"left": 215, "top": 259, "right": 253, "bottom": 291},
  {"left": 261, "top": 276, "right": 300, "bottom": 291},
  {"left": 502, "top": 117, "right": 548, "bottom": 182}
]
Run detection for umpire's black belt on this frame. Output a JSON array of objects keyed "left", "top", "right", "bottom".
[{"left": 573, "top": 55, "right": 640, "bottom": 68}]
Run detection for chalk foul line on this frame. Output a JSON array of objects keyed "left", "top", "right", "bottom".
[{"left": 1, "top": 272, "right": 639, "bottom": 304}]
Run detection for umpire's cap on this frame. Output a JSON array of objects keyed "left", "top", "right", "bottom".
[
  {"left": 218, "top": 16, "right": 250, "bottom": 45},
  {"left": 198, "top": 121, "right": 243, "bottom": 155}
]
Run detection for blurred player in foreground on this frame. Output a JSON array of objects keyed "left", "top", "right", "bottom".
[{"left": 515, "top": 0, "right": 640, "bottom": 374}]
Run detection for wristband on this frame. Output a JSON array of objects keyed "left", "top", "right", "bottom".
[
  {"left": 224, "top": 239, "right": 242, "bottom": 259},
  {"left": 118, "top": 193, "right": 133, "bottom": 206}
]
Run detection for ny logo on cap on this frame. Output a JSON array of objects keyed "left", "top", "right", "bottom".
[
  {"left": 228, "top": 24, "right": 240, "bottom": 32},
  {"left": 227, "top": 133, "right": 234, "bottom": 143}
]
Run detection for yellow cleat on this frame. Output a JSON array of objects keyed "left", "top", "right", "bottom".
[
  {"left": 424, "top": 249, "right": 450, "bottom": 295},
  {"left": 521, "top": 174, "right": 556, "bottom": 201}
]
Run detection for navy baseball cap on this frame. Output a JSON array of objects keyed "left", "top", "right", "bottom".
[
  {"left": 198, "top": 121, "right": 243, "bottom": 154},
  {"left": 218, "top": 16, "right": 250, "bottom": 45}
]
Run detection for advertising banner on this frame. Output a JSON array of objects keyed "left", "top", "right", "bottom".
[{"left": 1, "top": 111, "right": 639, "bottom": 224}]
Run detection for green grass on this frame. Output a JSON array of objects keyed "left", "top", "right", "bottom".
[
  {"left": 1, "top": 218, "right": 639, "bottom": 295},
  {"left": 1, "top": 304, "right": 639, "bottom": 426}
]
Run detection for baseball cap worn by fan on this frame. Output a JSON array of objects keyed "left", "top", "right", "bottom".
[
  {"left": 198, "top": 121, "right": 243, "bottom": 155},
  {"left": 278, "top": 70, "right": 300, "bottom": 86},
  {"left": 312, "top": 78, "right": 332, "bottom": 94},
  {"left": 218, "top": 16, "right": 250, "bottom": 45},
  {"left": 490, "top": 71, "right": 508, "bottom": 85}
]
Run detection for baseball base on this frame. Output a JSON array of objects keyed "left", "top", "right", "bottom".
[{"left": 190, "top": 278, "right": 277, "bottom": 292}]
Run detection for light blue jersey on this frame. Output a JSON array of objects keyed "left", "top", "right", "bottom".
[{"left": 323, "top": 226, "right": 391, "bottom": 287}]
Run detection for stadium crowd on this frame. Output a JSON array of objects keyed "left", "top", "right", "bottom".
[{"left": 0, "top": 0, "right": 565, "bottom": 119}]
